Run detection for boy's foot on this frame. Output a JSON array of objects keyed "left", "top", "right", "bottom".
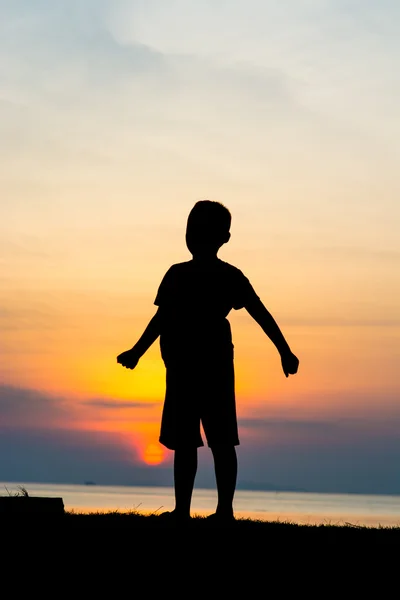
[
  {"left": 205, "top": 512, "right": 236, "bottom": 526},
  {"left": 158, "top": 510, "right": 191, "bottom": 525}
]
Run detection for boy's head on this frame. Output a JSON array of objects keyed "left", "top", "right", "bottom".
[{"left": 186, "top": 200, "right": 231, "bottom": 257}]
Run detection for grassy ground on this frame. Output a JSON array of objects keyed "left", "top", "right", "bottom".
[{"left": 3, "top": 510, "right": 397, "bottom": 580}]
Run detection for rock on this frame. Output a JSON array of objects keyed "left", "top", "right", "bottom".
[{"left": 0, "top": 496, "right": 65, "bottom": 516}]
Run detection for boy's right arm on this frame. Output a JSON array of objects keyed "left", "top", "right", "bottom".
[{"left": 117, "top": 308, "right": 162, "bottom": 370}]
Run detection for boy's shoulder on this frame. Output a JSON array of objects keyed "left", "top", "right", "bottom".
[
  {"left": 167, "top": 259, "right": 246, "bottom": 277},
  {"left": 217, "top": 259, "right": 246, "bottom": 276}
]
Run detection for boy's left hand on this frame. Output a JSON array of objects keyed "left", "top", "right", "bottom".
[{"left": 281, "top": 351, "right": 299, "bottom": 378}]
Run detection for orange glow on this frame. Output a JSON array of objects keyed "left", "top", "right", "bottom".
[{"left": 2, "top": 251, "right": 399, "bottom": 451}]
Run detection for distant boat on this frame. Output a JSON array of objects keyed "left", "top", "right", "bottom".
[{"left": 84, "top": 481, "right": 96, "bottom": 486}]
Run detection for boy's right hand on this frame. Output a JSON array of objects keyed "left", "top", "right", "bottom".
[
  {"left": 117, "top": 348, "right": 141, "bottom": 370},
  {"left": 281, "top": 351, "right": 299, "bottom": 378}
]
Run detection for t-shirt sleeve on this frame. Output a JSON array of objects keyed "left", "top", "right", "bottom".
[
  {"left": 154, "top": 266, "right": 175, "bottom": 307},
  {"left": 232, "top": 270, "right": 260, "bottom": 310}
]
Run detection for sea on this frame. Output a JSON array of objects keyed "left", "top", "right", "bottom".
[{"left": 2, "top": 481, "right": 400, "bottom": 528}]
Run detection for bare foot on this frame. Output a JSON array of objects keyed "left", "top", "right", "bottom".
[
  {"left": 205, "top": 512, "right": 236, "bottom": 526},
  {"left": 158, "top": 510, "right": 191, "bottom": 524}
]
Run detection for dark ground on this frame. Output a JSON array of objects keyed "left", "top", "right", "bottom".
[{"left": 2, "top": 511, "right": 397, "bottom": 588}]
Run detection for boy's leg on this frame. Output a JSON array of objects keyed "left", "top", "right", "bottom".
[
  {"left": 211, "top": 445, "right": 237, "bottom": 518},
  {"left": 173, "top": 447, "right": 198, "bottom": 518}
]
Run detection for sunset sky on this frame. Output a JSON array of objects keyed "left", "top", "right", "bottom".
[{"left": 1, "top": 0, "right": 399, "bottom": 494}]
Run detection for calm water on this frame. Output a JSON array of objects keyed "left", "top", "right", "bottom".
[{"left": 2, "top": 482, "right": 400, "bottom": 527}]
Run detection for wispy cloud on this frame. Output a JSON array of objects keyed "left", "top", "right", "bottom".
[
  {"left": 0, "top": 426, "right": 171, "bottom": 485},
  {"left": 107, "top": 0, "right": 400, "bottom": 128},
  {"left": 239, "top": 414, "right": 400, "bottom": 438},
  {"left": 0, "top": 385, "right": 71, "bottom": 427},
  {"left": 237, "top": 411, "right": 400, "bottom": 494},
  {"left": 0, "top": 384, "right": 160, "bottom": 427},
  {"left": 83, "top": 398, "right": 159, "bottom": 409}
]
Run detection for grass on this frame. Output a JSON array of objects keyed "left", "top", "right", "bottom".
[
  {"left": 3, "top": 485, "right": 29, "bottom": 497},
  {"left": 2, "top": 486, "right": 399, "bottom": 547},
  {"left": 60, "top": 509, "right": 400, "bottom": 537}
]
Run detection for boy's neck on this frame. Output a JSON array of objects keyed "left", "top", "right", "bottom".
[{"left": 191, "top": 252, "right": 219, "bottom": 263}]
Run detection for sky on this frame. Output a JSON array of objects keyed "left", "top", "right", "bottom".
[{"left": 1, "top": 0, "right": 399, "bottom": 494}]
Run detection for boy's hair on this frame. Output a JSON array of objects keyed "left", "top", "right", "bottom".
[{"left": 187, "top": 200, "right": 231, "bottom": 236}]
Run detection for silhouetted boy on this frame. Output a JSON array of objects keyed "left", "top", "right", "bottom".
[{"left": 117, "top": 200, "right": 299, "bottom": 523}]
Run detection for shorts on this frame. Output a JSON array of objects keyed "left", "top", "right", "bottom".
[{"left": 159, "top": 356, "right": 240, "bottom": 450}]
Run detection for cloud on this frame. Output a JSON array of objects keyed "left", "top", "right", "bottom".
[
  {"left": 240, "top": 417, "right": 339, "bottom": 433},
  {"left": 237, "top": 414, "right": 400, "bottom": 494},
  {"left": 0, "top": 426, "right": 172, "bottom": 486},
  {"left": 83, "top": 399, "right": 159, "bottom": 409},
  {"left": 0, "top": 384, "right": 170, "bottom": 485},
  {"left": 0, "top": 385, "right": 160, "bottom": 429},
  {"left": 108, "top": 1, "right": 325, "bottom": 60},
  {"left": 239, "top": 413, "right": 400, "bottom": 440},
  {"left": 0, "top": 385, "right": 71, "bottom": 427},
  {"left": 106, "top": 0, "right": 400, "bottom": 142},
  {"left": 0, "top": 1, "right": 167, "bottom": 163},
  {"left": 2, "top": 0, "right": 399, "bottom": 212}
]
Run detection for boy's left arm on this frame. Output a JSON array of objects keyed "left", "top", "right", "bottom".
[{"left": 244, "top": 295, "right": 299, "bottom": 377}]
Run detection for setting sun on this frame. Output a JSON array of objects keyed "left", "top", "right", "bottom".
[{"left": 143, "top": 444, "right": 166, "bottom": 465}]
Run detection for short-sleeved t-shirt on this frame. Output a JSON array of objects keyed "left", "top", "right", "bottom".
[{"left": 154, "top": 258, "right": 259, "bottom": 364}]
